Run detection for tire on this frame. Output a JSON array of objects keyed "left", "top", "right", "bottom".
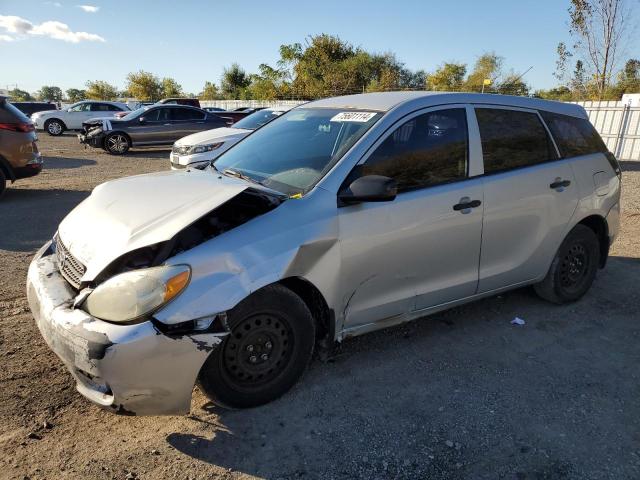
[
  {"left": 0, "top": 169, "right": 6, "bottom": 200},
  {"left": 534, "top": 224, "right": 600, "bottom": 304},
  {"left": 199, "top": 284, "right": 316, "bottom": 408},
  {"left": 104, "top": 132, "right": 131, "bottom": 155},
  {"left": 45, "top": 119, "right": 65, "bottom": 136}
]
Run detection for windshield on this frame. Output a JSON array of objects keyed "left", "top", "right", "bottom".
[
  {"left": 232, "top": 109, "right": 288, "bottom": 130},
  {"left": 213, "top": 108, "right": 382, "bottom": 196},
  {"left": 120, "top": 106, "right": 148, "bottom": 121}
]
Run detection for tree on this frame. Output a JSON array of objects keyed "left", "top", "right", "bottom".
[
  {"left": 85, "top": 80, "right": 118, "bottom": 100},
  {"left": 161, "top": 77, "right": 183, "bottom": 98},
  {"left": 617, "top": 58, "right": 640, "bottom": 92},
  {"left": 220, "top": 63, "right": 251, "bottom": 99},
  {"left": 37, "top": 86, "right": 63, "bottom": 102},
  {"left": 8, "top": 88, "right": 32, "bottom": 101},
  {"left": 125, "top": 70, "right": 162, "bottom": 101},
  {"left": 426, "top": 63, "right": 467, "bottom": 91},
  {"left": 199, "top": 81, "right": 219, "bottom": 100},
  {"left": 497, "top": 73, "right": 530, "bottom": 96},
  {"left": 464, "top": 53, "right": 503, "bottom": 92},
  {"left": 568, "top": 0, "right": 632, "bottom": 98},
  {"left": 554, "top": 42, "right": 574, "bottom": 83},
  {"left": 66, "top": 88, "right": 87, "bottom": 103}
]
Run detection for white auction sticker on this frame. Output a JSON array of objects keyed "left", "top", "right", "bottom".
[{"left": 330, "top": 111, "right": 377, "bottom": 122}]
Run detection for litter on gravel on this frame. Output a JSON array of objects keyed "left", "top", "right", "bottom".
[{"left": 511, "top": 317, "right": 526, "bottom": 326}]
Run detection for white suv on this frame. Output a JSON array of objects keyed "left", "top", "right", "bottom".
[{"left": 32, "top": 101, "right": 129, "bottom": 136}]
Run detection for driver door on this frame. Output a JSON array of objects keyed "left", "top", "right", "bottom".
[{"left": 338, "top": 106, "right": 484, "bottom": 330}]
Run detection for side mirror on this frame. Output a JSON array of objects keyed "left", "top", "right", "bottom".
[
  {"left": 138, "top": 117, "right": 146, "bottom": 124},
  {"left": 338, "top": 175, "right": 397, "bottom": 205}
]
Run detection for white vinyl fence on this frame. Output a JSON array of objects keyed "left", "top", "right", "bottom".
[
  {"left": 200, "top": 99, "right": 306, "bottom": 110},
  {"left": 574, "top": 100, "right": 640, "bottom": 161}
]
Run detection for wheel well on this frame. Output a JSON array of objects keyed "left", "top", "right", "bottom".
[
  {"left": 279, "top": 277, "right": 334, "bottom": 346},
  {"left": 577, "top": 215, "right": 609, "bottom": 268}
]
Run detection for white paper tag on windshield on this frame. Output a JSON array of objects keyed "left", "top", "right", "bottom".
[{"left": 331, "top": 111, "right": 376, "bottom": 122}]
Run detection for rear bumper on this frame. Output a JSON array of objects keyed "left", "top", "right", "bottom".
[{"left": 27, "top": 242, "right": 226, "bottom": 415}]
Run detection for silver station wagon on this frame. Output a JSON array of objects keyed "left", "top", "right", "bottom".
[{"left": 27, "top": 92, "right": 621, "bottom": 415}]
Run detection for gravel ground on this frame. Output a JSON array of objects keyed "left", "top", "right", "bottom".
[{"left": 0, "top": 134, "right": 639, "bottom": 480}]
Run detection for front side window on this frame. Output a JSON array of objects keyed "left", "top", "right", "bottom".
[
  {"left": 476, "top": 108, "right": 556, "bottom": 174},
  {"left": 539, "top": 111, "right": 608, "bottom": 158},
  {"left": 360, "top": 108, "right": 468, "bottom": 191},
  {"left": 213, "top": 108, "right": 382, "bottom": 196},
  {"left": 69, "top": 103, "right": 90, "bottom": 112}
]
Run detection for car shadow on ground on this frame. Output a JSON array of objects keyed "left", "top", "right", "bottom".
[
  {"left": 0, "top": 188, "right": 89, "bottom": 251},
  {"left": 165, "top": 256, "right": 640, "bottom": 479},
  {"left": 44, "top": 157, "right": 97, "bottom": 169},
  {"left": 620, "top": 160, "right": 640, "bottom": 172}
]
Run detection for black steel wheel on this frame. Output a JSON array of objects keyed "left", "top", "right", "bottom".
[
  {"left": 199, "top": 284, "right": 315, "bottom": 408},
  {"left": 535, "top": 224, "right": 600, "bottom": 304}
]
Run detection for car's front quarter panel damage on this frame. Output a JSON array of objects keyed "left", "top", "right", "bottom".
[
  {"left": 155, "top": 187, "right": 342, "bottom": 329},
  {"left": 27, "top": 244, "right": 226, "bottom": 416}
]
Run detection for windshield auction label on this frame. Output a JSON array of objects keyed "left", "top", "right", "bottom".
[{"left": 331, "top": 111, "right": 377, "bottom": 122}]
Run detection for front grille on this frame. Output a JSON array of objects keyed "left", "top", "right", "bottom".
[
  {"left": 55, "top": 235, "right": 86, "bottom": 289},
  {"left": 172, "top": 145, "right": 190, "bottom": 155}
]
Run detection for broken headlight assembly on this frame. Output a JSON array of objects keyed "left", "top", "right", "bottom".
[
  {"left": 188, "top": 142, "right": 224, "bottom": 154},
  {"left": 83, "top": 265, "right": 191, "bottom": 323}
]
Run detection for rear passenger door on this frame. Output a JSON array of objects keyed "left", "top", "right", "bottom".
[
  {"left": 171, "top": 108, "right": 207, "bottom": 138},
  {"left": 474, "top": 107, "right": 579, "bottom": 293}
]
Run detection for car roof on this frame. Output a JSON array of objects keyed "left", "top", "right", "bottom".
[{"left": 303, "top": 91, "right": 587, "bottom": 118}]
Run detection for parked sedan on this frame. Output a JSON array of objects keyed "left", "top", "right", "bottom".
[
  {"left": 79, "top": 105, "right": 227, "bottom": 154},
  {"left": 31, "top": 101, "right": 130, "bottom": 136},
  {"left": 170, "top": 106, "right": 292, "bottom": 169}
]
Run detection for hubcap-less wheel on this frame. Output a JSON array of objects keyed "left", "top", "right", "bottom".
[
  {"left": 106, "top": 134, "right": 129, "bottom": 154},
  {"left": 47, "top": 121, "right": 63, "bottom": 135},
  {"left": 221, "top": 313, "right": 293, "bottom": 393},
  {"left": 560, "top": 243, "right": 588, "bottom": 289}
]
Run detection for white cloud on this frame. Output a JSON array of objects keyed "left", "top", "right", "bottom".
[
  {"left": 44, "top": 1, "right": 63, "bottom": 7},
  {"left": 0, "top": 15, "right": 105, "bottom": 43},
  {"left": 0, "top": 34, "right": 14, "bottom": 42},
  {"left": 77, "top": 5, "right": 99, "bottom": 12}
]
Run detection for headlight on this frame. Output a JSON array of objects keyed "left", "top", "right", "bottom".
[
  {"left": 84, "top": 265, "right": 191, "bottom": 323},
  {"left": 188, "top": 142, "right": 224, "bottom": 155}
]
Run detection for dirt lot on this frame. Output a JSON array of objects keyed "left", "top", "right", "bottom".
[{"left": 0, "top": 134, "right": 639, "bottom": 480}]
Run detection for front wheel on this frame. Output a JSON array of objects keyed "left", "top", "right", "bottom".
[
  {"left": 45, "top": 119, "right": 65, "bottom": 136},
  {"left": 198, "top": 284, "right": 316, "bottom": 408},
  {"left": 104, "top": 132, "right": 131, "bottom": 155},
  {"left": 534, "top": 224, "right": 600, "bottom": 304}
]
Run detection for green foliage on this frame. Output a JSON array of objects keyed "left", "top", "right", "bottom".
[
  {"left": 65, "top": 88, "right": 87, "bottom": 102},
  {"left": 125, "top": 71, "right": 162, "bottom": 101},
  {"left": 426, "top": 63, "right": 466, "bottom": 91},
  {"left": 161, "top": 77, "right": 183, "bottom": 98},
  {"left": 464, "top": 53, "right": 503, "bottom": 92},
  {"left": 199, "top": 81, "right": 219, "bottom": 100},
  {"left": 220, "top": 63, "right": 251, "bottom": 99},
  {"left": 37, "top": 86, "right": 63, "bottom": 102},
  {"left": 85, "top": 80, "right": 118, "bottom": 100},
  {"left": 8, "top": 88, "right": 32, "bottom": 101}
]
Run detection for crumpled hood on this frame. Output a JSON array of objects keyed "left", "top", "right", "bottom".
[
  {"left": 57, "top": 170, "right": 249, "bottom": 280},
  {"left": 174, "top": 127, "right": 251, "bottom": 146}
]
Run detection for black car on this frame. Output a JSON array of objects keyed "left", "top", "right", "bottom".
[
  {"left": 79, "top": 105, "right": 227, "bottom": 155},
  {"left": 11, "top": 102, "right": 57, "bottom": 117}
]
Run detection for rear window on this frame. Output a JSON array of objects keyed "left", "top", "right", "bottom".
[
  {"left": 1, "top": 100, "right": 30, "bottom": 122},
  {"left": 475, "top": 108, "right": 557, "bottom": 174},
  {"left": 539, "top": 111, "right": 608, "bottom": 158}
]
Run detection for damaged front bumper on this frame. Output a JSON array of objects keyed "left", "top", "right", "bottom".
[
  {"left": 26, "top": 242, "right": 227, "bottom": 415},
  {"left": 78, "top": 130, "right": 105, "bottom": 149}
]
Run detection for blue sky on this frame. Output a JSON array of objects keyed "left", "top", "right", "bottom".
[{"left": 1, "top": 0, "right": 639, "bottom": 95}]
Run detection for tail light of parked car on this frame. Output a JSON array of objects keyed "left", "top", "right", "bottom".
[{"left": 0, "top": 122, "right": 36, "bottom": 133}]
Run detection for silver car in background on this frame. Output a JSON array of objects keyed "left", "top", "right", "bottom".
[{"left": 27, "top": 92, "right": 620, "bottom": 415}]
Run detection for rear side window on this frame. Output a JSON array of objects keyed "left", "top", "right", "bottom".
[
  {"left": 539, "top": 111, "right": 608, "bottom": 158},
  {"left": 361, "top": 108, "right": 468, "bottom": 191},
  {"left": 171, "top": 108, "right": 205, "bottom": 120},
  {"left": 476, "top": 108, "right": 557, "bottom": 174},
  {"left": 91, "top": 103, "right": 113, "bottom": 112}
]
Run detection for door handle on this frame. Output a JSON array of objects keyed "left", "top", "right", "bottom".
[
  {"left": 550, "top": 178, "right": 571, "bottom": 190},
  {"left": 453, "top": 197, "right": 482, "bottom": 212}
]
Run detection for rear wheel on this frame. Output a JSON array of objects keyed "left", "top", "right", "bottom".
[
  {"left": 45, "top": 119, "right": 65, "bottom": 136},
  {"left": 198, "top": 284, "right": 315, "bottom": 408},
  {"left": 534, "top": 225, "right": 600, "bottom": 304},
  {"left": 104, "top": 132, "right": 131, "bottom": 155}
]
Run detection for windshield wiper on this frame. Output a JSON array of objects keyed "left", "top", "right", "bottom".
[{"left": 222, "top": 168, "right": 263, "bottom": 186}]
